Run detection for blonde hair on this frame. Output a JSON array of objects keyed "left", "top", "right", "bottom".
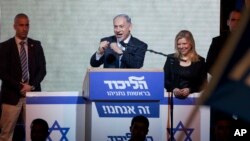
[{"left": 174, "top": 30, "right": 199, "bottom": 62}]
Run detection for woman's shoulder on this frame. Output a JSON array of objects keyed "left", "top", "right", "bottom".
[
  {"left": 167, "top": 53, "right": 175, "bottom": 58},
  {"left": 197, "top": 55, "right": 205, "bottom": 62},
  {"left": 167, "top": 53, "right": 177, "bottom": 61}
]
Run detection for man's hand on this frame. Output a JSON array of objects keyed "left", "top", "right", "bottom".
[
  {"left": 97, "top": 40, "right": 110, "bottom": 55},
  {"left": 110, "top": 42, "right": 123, "bottom": 54},
  {"left": 20, "top": 83, "right": 33, "bottom": 97}
]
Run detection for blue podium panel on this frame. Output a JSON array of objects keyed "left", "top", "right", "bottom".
[
  {"left": 89, "top": 70, "right": 164, "bottom": 100},
  {"left": 83, "top": 68, "right": 165, "bottom": 141}
]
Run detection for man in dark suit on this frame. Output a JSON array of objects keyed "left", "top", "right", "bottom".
[
  {"left": 206, "top": 9, "right": 241, "bottom": 75},
  {"left": 0, "top": 13, "right": 46, "bottom": 141},
  {"left": 206, "top": 9, "right": 242, "bottom": 141},
  {"left": 90, "top": 14, "right": 148, "bottom": 68}
]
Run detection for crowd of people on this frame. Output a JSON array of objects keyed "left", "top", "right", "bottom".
[{"left": 0, "top": 1, "right": 249, "bottom": 140}]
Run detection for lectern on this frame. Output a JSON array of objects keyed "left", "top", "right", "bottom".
[
  {"left": 83, "top": 68, "right": 164, "bottom": 141},
  {"left": 26, "top": 92, "right": 85, "bottom": 141}
]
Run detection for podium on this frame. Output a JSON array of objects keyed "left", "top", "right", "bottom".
[
  {"left": 83, "top": 68, "right": 164, "bottom": 141},
  {"left": 26, "top": 92, "right": 85, "bottom": 141}
]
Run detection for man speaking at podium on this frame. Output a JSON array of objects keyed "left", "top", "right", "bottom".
[{"left": 90, "top": 14, "right": 148, "bottom": 68}]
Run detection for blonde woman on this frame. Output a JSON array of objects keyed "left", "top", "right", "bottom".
[{"left": 164, "top": 30, "right": 207, "bottom": 99}]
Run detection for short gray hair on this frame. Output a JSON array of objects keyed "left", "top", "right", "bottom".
[{"left": 113, "top": 14, "right": 131, "bottom": 24}]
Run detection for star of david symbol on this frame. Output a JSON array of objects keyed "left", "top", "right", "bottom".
[
  {"left": 47, "top": 120, "right": 70, "bottom": 141},
  {"left": 167, "top": 121, "right": 194, "bottom": 141}
]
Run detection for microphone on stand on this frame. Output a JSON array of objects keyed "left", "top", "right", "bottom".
[
  {"left": 167, "top": 54, "right": 175, "bottom": 141},
  {"left": 146, "top": 49, "right": 168, "bottom": 57},
  {"left": 148, "top": 48, "right": 174, "bottom": 140}
]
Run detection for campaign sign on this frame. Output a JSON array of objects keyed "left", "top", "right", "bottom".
[
  {"left": 86, "top": 101, "right": 162, "bottom": 141},
  {"left": 95, "top": 101, "right": 159, "bottom": 117},
  {"left": 89, "top": 71, "right": 164, "bottom": 100}
]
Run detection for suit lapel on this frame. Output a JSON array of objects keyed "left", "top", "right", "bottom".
[
  {"left": 10, "top": 38, "right": 22, "bottom": 70},
  {"left": 27, "top": 39, "right": 35, "bottom": 61},
  {"left": 27, "top": 39, "right": 35, "bottom": 75}
]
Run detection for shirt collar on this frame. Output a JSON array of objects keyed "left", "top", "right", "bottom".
[
  {"left": 15, "top": 36, "right": 28, "bottom": 45},
  {"left": 117, "top": 34, "right": 131, "bottom": 47},
  {"left": 123, "top": 34, "right": 131, "bottom": 44}
]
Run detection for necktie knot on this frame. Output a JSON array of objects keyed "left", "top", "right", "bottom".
[
  {"left": 119, "top": 41, "right": 127, "bottom": 47},
  {"left": 20, "top": 41, "right": 25, "bottom": 46}
]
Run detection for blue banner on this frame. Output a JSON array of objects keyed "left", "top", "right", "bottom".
[{"left": 89, "top": 71, "right": 164, "bottom": 100}]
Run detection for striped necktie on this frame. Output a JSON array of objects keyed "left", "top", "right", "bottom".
[{"left": 20, "top": 41, "right": 29, "bottom": 82}]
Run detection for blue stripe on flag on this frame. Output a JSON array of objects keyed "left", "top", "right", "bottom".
[{"left": 26, "top": 96, "right": 85, "bottom": 104}]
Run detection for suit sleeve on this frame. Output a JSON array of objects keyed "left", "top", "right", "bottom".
[
  {"left": 121, "top": 42, "right": 147, "bottom": 68},
  {"left": 32, "top": 42, "right": 46, "bottom": 90},
  {"left": 206, "top": 38, "right": 217, "bottom": 74},
  {"left": 90, "top": 38, "right": 110, "bottom": 67},
  {"left": 0, "top": 43, "right": 21, "bottom": 91},
  {"left": 90, "top": 52, "right": 104, "bottom": 67}
]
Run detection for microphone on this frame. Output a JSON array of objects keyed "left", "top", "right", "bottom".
[
  {"left": 119, "top": 41, "right": 134, "bottom": 53},
  {"left": 147, "top": 49, "right": 168, "bottom": 57}
]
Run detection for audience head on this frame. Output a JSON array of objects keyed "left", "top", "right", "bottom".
[
  {"left": 30, "top": 118, "right": 50, "bottom": 141},
  {"left": 113, "top": 14, "right": 132, "bottom": 42},
  {"left": 174, "top": 30, "right": 199, "bottom": 62},
  {"left": 129, "top": 115, "right": 149, "bottom": 141},
  {"left": 14, "top": 13, "right": 29, "bottom": 40},
  {"left": 214, "top": 118, "right": 232, "bottom": 141},
  {"left": 227, "top": 10, "right": 241, "bottom": 32}
]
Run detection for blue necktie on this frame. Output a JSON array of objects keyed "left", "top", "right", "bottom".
[{"left": 20, "top": 41, "right": 29, "bottom": 82}]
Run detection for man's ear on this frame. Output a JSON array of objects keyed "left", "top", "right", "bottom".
[
  {"left": 227, "top": 19, "right": 230, "bottom": 27},
  {"left": 129, "top": 24, "right": 132, "bottom": 32}
]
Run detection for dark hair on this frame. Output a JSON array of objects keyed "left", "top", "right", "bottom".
[
  {"left": 30, "top": 118, "right": 49, "bottom": 131},
  {"left": 131, "top": 115, "right": 149, "bottom": 129},
  {"left": 228, "top": 9, "right": 241, "bottom": 19},
  {"left": 14, "top": 13, "right": 29, "bottom": 23}
]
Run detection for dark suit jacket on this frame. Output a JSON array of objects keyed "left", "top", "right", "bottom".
[
  {"left": 90, "top": 35, "right": 148, "bottom": 68},
  {"left": 206, "top": 32, "right": 229, "bottom": 75},
  {"left": 0, "top": 37, "right": 46, "bottom": 105}
]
